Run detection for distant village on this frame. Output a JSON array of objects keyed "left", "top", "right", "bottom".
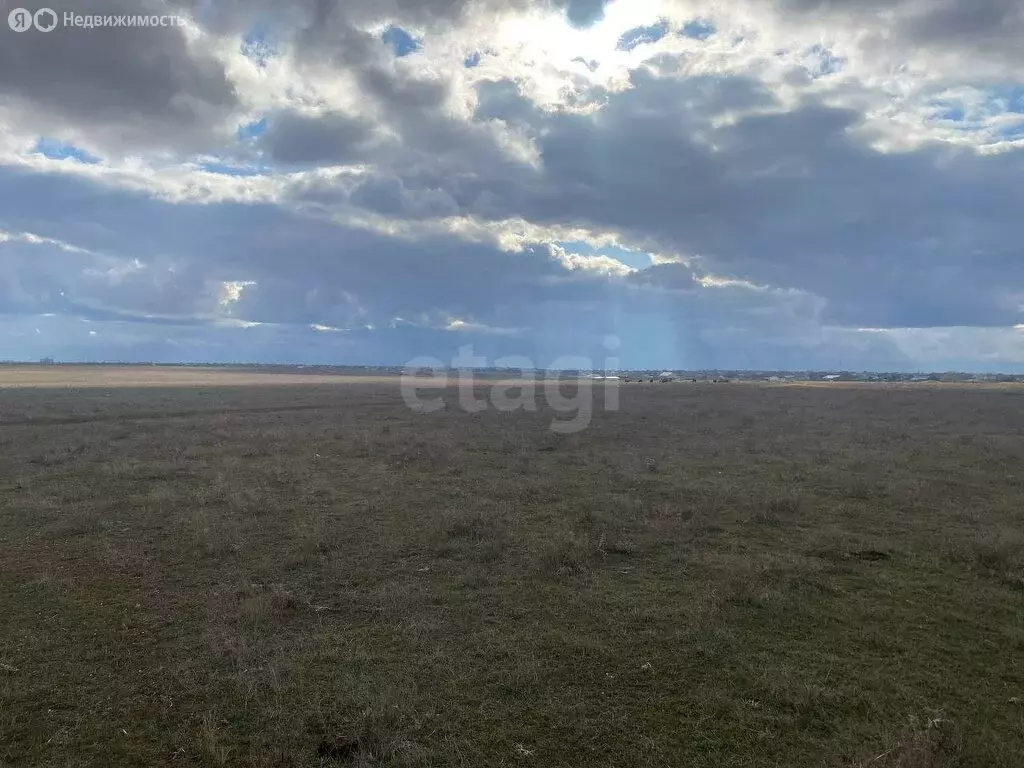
[
  {"left": 585, "top": 370, "right": 1024, "bottom": 383},
  {"left": 13, "top": 360, "right": 1024, "bottom": 383}
]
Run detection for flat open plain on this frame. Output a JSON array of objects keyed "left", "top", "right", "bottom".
[{"left": 1, "top": 367, "right": 1022, "bottom": 766}]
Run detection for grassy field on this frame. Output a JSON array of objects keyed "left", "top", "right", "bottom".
[{"left": 1, "top": 369, "right": 1022, "bottom": 766}]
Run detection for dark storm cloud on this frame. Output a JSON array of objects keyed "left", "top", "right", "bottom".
[
  {"left": 900, "top": 0, "right": 1024, "bottom": 55},
  {"left": 260, "top": 111, "right": 376, "bottom": 165},
  {"left": 0, "top": 165, "right": 609, "bottom": 335},
  {"left": 425, "top": 69, "right": 1024, "bottom": 330},
  {"left": 0, "top": 0, "right": 535, "bottom": 159},
  {"left": 172, "top": 0, "right": 607, "bottom": 33},
  {"left": 245, "top": 16, "right": 525, "bottom": 177},
  {"left": 0, "top": 1, "right": 238, "bottom": 153},
  {"left": 767, "top": 0, "right": 1024, "bottom": 68},
  {"left": 0, "top": 162, "right": 877, "bottom": 370},
  {"left": 348, "top": 177, "right": 461, "bottom": 218},
  {"left": 0, "top": 233, "right": 221, "bottom": 325},
  {"left": 248, "top": 59, "right": 1024, "bottom": 333}
]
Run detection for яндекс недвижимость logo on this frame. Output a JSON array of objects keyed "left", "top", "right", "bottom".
[
  {"left": 8, "top": 8, "right": 185, "bottom": 32},
  {"left": 8, "top": 7, "right": 57, "bottom": 32}
]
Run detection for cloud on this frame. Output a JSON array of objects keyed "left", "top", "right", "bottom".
[
  {"left": 1, "top": 0, "right": 1023, "bottom": 370},
  {"left": 435, "top": 68, "right": 1024, "bottom": 331},
  {"left": 763, "top": 0, "right": 1024, "bottom": 75},
  {"left": 259, "top": 110, "right": 377, "bottom": 165},
  {"left": 0, "top": 1, "right": 239, "bottom": 156}
]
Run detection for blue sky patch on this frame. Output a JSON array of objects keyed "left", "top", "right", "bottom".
[
  {"left": 809, "top": 44, "right": 845, "bottom": 77},
  {"left": 199, "top": 162, "right": 270, "bottom": 177},
  {"left": 572, "top": 56, "right": 600, "bottom": 72},
  {"left": 33, "top": 138, "right": 100, "bottom": 164},
  {"left": 241, "top": 22, "right": 277, "bottom": 68},
  {"left": 680, "top": 19, "right": 716, "bottom": 40},
  {"left": 617, "top": 19, "right": 670, "bottom": 51},
  {"left": 998, "top": 121, "right": 1024, "bottom": 139},
  {"left": 464, "top": 51, "right": 483, "bottom": 68},
  {"left": 938, "top": 105, "right": 966, "bottom": 122},
  {"left": 382, "top": 26, "right": 421, "bottom": 57},
  {"left": 563, "top": 0, "right": 607, "bottom": 28},
  {"left": 924, "top": 98, "right": 988, "bottom": 134},
  {"left": 990, "top": 83, "right": 1024, "bottom": 114},
  {"left": 237, "top": 118, "right": 268, "bottom": 142}
]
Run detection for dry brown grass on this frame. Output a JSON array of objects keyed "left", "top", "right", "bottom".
[{"left": 1, "top": 371, "right": 1023, "bottom": 766}]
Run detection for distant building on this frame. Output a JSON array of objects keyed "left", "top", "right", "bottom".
[{"left": 39, "top": 357, "right": 55, "bottom": 365}]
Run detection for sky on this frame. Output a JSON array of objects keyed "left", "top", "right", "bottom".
[{"left": 1, "top": 0, "right": 1023, "bottom": 371}]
